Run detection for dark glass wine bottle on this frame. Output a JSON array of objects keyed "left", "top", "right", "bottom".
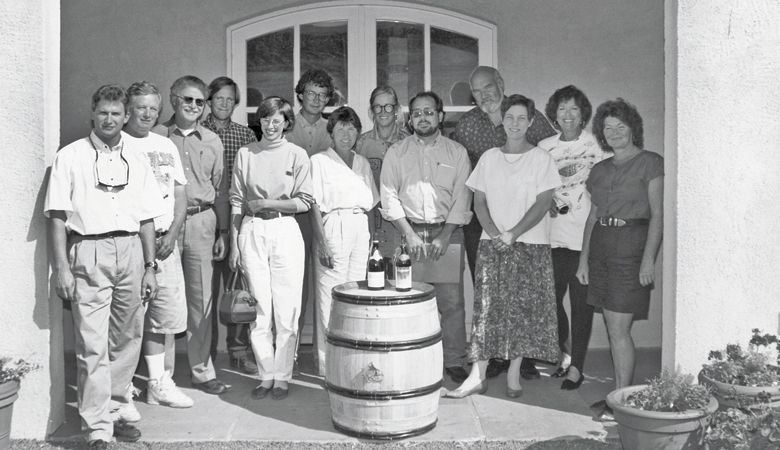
[
  {"left": 395, "top": 243, "right": 412, "bottom": 292},
  {"left": 366, "top": 240, "right": 385, "bottom": 290}
]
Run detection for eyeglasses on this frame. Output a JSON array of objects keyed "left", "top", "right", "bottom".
[
  {"left": 304, "top": 90, "right": 330, "bottom": 102},
  {"left": 259, "top": 118, "right": 285, "bottom": 127},
  {"left": 410, "top": 109, "right": 437, "bottom": 119},
  {"left": 372, "top": 104, "right": 396, "bottom": 114},
  {"left": 174, "top": 94, "right": 205, "bottom": 108}
]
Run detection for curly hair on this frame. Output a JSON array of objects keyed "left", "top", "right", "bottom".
[
  {"left": 592, "top": 98, "right": 644, "bottom": 151},
  {"left": 91, "top": 84, "right": 127, "bottom": 111},
  {"left": 326, "top": 106, "right": 362, "bottom": 136},
  {"left": 500, "top": 94, "right": 535, "bottom": 122},
  {"left": 544, "top": 85, "right": 592, "bottom": 130},
  {"left": 256, "top": 96, "right": 295, "bottom": 132},
  {"left": 295, "top": 69, "right": 335, "bottom": 98}
]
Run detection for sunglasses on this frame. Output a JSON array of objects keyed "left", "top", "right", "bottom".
[{"left": 174, "top": 94, "right": 205, "bottom": 108}]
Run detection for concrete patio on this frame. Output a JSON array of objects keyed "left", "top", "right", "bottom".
[{"left": 46, "top": 347, "right": 661, "bottom": 447}]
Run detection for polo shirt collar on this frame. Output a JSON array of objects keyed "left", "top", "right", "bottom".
[{"left": 88, "top": 130, "right": 123, "bottom": 153}]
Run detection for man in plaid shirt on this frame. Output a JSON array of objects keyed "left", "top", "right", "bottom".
[{"left": 202, "top": 76, "right": 258, "bottom": 374}]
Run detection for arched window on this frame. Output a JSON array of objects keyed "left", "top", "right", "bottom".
[{"left": 228, "top": 1, "right": 497, "bottom": 134}]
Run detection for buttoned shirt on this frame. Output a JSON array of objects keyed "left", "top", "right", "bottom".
[
  {"left": 285, "top": 112, "right": 331, "bottom": 157},
  {"left": 356, "top": 122, "right": 411, "bottom": 190},
  {"left": 310, "top": 148, "right": 378, "bottom": 214},
  {"left": 132, "top": 132, "right": 188, "bottom": 232},
  {"left": 380, "top": 132, "right": 472, "bottom": 225},
  {"left": 200, "top": 113, "right": 257, "bottom": 181},
  {"left": 453, "top": 104, "right": 556, "bottom": 168},
  {"left": 152, "top": 118, "right": 224, "bottom": 208},
  {"left": 44, "top": 131, "right": 166, "bottom": 235}
]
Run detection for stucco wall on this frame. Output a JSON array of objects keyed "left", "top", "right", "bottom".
[
  {"left": 667, "top": 0, "right": 780, "bottom": 373},
  {"left": 60, "top": 0, "right": 665, "bottom": 350},
  {"left": 1, "top": 0, "right": 62, "bottom": 439}
]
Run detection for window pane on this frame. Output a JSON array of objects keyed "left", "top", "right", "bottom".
[
  {"left": 301, "top": 21, "right": 348, "bottom": 107},
  {"left": 431, "top": 27, "right": 478, "bottom": 107},
  {"left": 377, "top": 21, "right": 424, "bottom": 107},
  {"left": 247, "top": 28, "right": 294, "bottom": 106}
]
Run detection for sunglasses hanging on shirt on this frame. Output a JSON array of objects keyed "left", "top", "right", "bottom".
[{"left": 90, "top": 138, "right": 129, "bottom": 189}]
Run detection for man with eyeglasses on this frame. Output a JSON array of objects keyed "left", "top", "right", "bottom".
[
  {"left": 286, "top": 69, "right": 335, "bottom": 371},
  {"left": 452, "top": 65, "right": 556, "bottom": 380},
  {"left": 201, "top": 76, "right": 258, "bottom": 375},
  {"left": 45, "top": 84, "right": 166, "bottom": 449},
  {"left": 153, "top": 75, "right": 230, "bottom": 396},
  {"left": 380, "top": 91, "right": 473, "bottom": 384}
]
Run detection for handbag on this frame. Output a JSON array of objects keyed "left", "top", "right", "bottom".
[{"left": 218, "top": 271, "right": 258, "bottom": 324}]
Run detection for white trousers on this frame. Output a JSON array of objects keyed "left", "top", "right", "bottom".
[
  {"left": 314, "top": 211, "right": 371, "bottom": 376},
  {"left": 239, "top": 215, "right": 304, "bottom": 381}
]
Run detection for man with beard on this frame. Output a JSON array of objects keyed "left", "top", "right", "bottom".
[
  {"left": 380, "top": 91, "right": 472, "bottom": 383},
  {"left": 453, "top": 66, "right": 556, "bottom": 380}
]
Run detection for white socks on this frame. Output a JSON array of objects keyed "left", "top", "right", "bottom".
[{"left": 145, "top": 353, "right": 165, "bottom": 381}]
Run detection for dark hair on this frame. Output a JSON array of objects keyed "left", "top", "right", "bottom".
[
  {"left": 92, "top": 84, "right": 127, "bottom": 111},
  {"left": 369, "top": 85, "right": 399, "bottom": 107},
  {"left": 170, "top": 75, "right": 207, "bottom": 98},
  {"left": 295, "top": 69, "right": 335, "bottom": 98},
  {"left": 256, "top": 96, "right": 295, "bottom": 132},
  {"left": 501, "top": 94, "right": 535, "bottom": 121},
  {"left": 326, "top": 106, "right": 362, "bottom": 135},
  {"left": 207, "top": 76, "right": 241, "bottom": 104},
  {"left": 592, "top": 98, "right": 644, "bottom": 151},
  {"left": 544, "top": 85, "right": 592, "bottom": 130},
  {"left": 409, "top": 91, "right": 444, "bottom": 113}
]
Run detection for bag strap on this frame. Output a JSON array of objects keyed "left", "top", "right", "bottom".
[{"left": 227, "top": 270, "right": 239, "bottom": 291}]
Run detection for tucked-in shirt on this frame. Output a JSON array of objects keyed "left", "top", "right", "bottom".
[
  {"left": 586, "top": 151, "right": 664, "bottom": 219},
  {"left": 380, "top": 132, "right": 472, "bottom": 225},
  {"left": 466, "top": 147, "right": 561, "bottom": 244},
  {"left": 285, "top": 112, "right": 330, "bottom": 157},
  {"left": 310, "top": 148, "right": 378, "bottom": 213},
  {"left": 453, "top": 104, "right": 556, "bottom": 169},
  {"left": 230, "top": 138, "right": 313, "bottom": 215},
  {"left": 538, "top": 130, "right": 606, "bottom": 250},
  {"left": 356, "top": 121, "right": 411, "bottom": 190},
  {"left": 130, "top": 132, "right": 188, "bottom": 232},
  {"left": 44, "top": 131, "right": 166, "bottom": 235},
  {"left": 152, "top": 118, "right": 224, "bottom": 208}
]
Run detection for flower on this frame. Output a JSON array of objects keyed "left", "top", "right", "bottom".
[
  {"left": 701, "top": 329, "right": 780, "bottom": 387},
  {"left": 624, "top": 369, "right": 712, "bottom": 412},
  {"left": 0, "top": 357, "right": 40, "bottom": 384}
]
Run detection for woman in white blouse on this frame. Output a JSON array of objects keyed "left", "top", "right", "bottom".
[{"left": 310, "top": 106, "right": 379, "bottom": 376}]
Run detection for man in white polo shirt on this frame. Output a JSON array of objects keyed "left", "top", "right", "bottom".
[{"left": 45, "top": 84, "right": 165, "bottom": 449}]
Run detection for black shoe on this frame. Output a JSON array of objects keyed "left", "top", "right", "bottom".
[
  {"left": 486, "top": 359, "right": 509, "bottom": 379},
  {"left": 520, "top": 359, "right": 540, "bottom": 380},
  {"left": 113, "top": 418, "right": 141, "bottom": 442},
  {"left": 89, "top": 439, "right": 109, "bottom": 450},
  {"left": 271, "top": 387, "right": 289, "bottom": 400},
  {"left": 194, "top": 378, "right": 230, "bottom": 395},
  {"left": 230, "top": 350, "right": 259, "bottom": 375},
  {"left": 561, "top": 373, "right": 585, "bottom": 390},
  {"left": 445, "top": 366, "right": 469, "bottom": 384},
  {"left": 252, "top": 384, "right": 271, "bottom": 399},
  {"left": 590, "top": 399, "right": 615, "bottom": 422}
]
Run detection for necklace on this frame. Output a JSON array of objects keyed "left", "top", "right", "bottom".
[{"left": 500, "top": 147, "right": 526, "bottom": 164}]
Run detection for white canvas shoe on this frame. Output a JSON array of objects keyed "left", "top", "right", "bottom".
[
  {"left": 147, "top": 375, "right": 194, "bottom": 408},
  {"left": 110, "top": 400, "right": 141, "bottom": 423}
]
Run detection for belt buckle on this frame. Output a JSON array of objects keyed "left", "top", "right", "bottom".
[
  {"left": 614, "top": 218, "right": 626, "bottom": 227},
  {"left": 598, "top": 217, "right": 608, "bottom": 227},
  {"left": 352, "top": 208, "right": 362, "bottom": 214}
]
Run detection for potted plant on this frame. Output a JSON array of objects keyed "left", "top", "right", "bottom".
[
  {"left": 0, "top": 357, "right": 39, "bottom": 449},
  {"left": 705, "top": 404, "right": 780, "bottom": 449},
  {"left": 606, "top": 369, "right": 718, "bottom": 450},
  {"left": 699, "top": 328, "right": 780, "bottom": 410}
]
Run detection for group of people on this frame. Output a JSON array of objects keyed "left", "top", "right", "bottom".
[{"left": 45, "top": 63, "right": 663, "bottom": 449}]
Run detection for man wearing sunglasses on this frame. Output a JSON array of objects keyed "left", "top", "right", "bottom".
[
  {"left": 285, "top": 69, "right": 336, "bottom": 371},
  {"left": 153, "top": 75, "right": 230, "bottom": 396},
  {"left": 380, "top": 91, "right": 473, "bottom": 385},
  {"left": 45, "top": 84, "right": 166, "bottom": 449}
]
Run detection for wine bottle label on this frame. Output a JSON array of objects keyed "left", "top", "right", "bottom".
[
  {"left": 395, "top": 266, "right": 412, "bottom": 289},
  {"left": 367, "top": 271, "right": 384, "bottom": 289}
]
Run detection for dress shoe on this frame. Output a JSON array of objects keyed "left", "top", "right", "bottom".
[
  {"left": 551, "top": 366, "right": 569, "bottom": 378},
  {"left": 271, "top": 387, "right": 289, "bottom": 400},
  {"left": 193, "top": 378, "right": 230, "bottom": 395},
  {"left": 252, "top": 384, "right": 272, "bottom": 399},
  {"left": 230, "top": 350, "right": 259, "bottom": 375},
  {"left": 486, "top": 358, "right": 509, "bottom": 378},
  {"left": 506, "top": 385, "right": 523, "bottom": 398},
  {"left": 591, "top": 399, "right": 615, "bottom": 422},
  {"left": 89, "top": 439, "right": 109, "bottom": 450},
  {"left": 442, "top": 381, "right": 488, "bottom": 398},
  {"left": 445, "top": 366, "right": 469, "bottom": 384},
  {"left": 113, "top": 418, "right": 141, "bottom": 442},
  {"left": 520, "top": 361, "right": 541, "bottom": 380},
  {"left": 561, "top": 373, "right": 585, "bottom": 390}
]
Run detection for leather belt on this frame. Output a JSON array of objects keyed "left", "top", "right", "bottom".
[
  {"left": 327, "top": 208, "right": 365, "bottom": 215},
  {"left": 410, "top": 221, "right": 445, "bottom": 229},
  {"left": 250, "top": 210, "right": 294, "bottom": 220},
  {"left": 596, "top": 217, "right": 649, "bottom": 227},
  {"left": 155, "top": 229, "right": 168, "bottom": 238},
  {"left": 186, "top": 204, "right": 213, "bottom": 215},
  {"left": 71, "top": 230, "right": 137, "bottom": 240}
]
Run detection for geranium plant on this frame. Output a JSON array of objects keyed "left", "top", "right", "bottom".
[
  {"left": 0, "top": 357, "right": 39, "bottom": 384},
  {"left": 624, "top": 369, "right": 712, "bottom": 412},
  {"left": 706, "top": 405, "right": 780, "bottom": 449},
  {"left": 701, "top": 329, "right": 780, "bottom": 387}
]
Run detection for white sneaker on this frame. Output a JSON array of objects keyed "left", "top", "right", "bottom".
[
  {"left": 110, "top": 401, "right": 141, "bottom": 423},
  {"left": 147, "top": 376, "right": 194, "bottom": 408}
]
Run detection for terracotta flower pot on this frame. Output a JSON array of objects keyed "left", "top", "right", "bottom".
[
  {"left": 698, "top": 370, "right": 780, "bottom": 410},
  {"left": 0, "top": 381, "right": 20, "bottom": 450},
  {"left": 606, "top": 384, "right": 718, "bottom": 450}
]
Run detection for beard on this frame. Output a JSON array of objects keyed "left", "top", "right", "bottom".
[
  {"left": 478, "top": 98, "right": 501, "bottom": 114},
  {"left": 413, "top": 122, "right": 438, "bottom": 137}
]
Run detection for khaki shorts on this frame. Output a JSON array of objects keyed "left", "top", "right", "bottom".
[{"left": 145, "top": 241, "right": 187, "bottom": 334}]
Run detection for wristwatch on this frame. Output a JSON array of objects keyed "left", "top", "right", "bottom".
[{"left": 144, "top": 261, "right": 158, "bottom": 271}]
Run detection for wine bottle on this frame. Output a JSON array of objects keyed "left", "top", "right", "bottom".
[
  {"left": 395, "top": 243, "right": 412, "bottom": 292},
  {"left": 367, "top": 240, "right": 385, "bottom": 290}
]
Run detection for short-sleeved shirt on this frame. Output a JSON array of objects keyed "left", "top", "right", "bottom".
[
  {"left": 229, "top": 138, "right": 313, "bottom": 215},
  {"left": 131, "top": 132, "right": 188, "bottom": 232},
  {"left": 285, "top": 112, "right": 330, "bottom": 157},
  {"left": 44, "top": 131, "right": 166, "bottom": 235},
  {"left": 310, "top": 148, "right": 378, "bottom": 213},
  {"left": 586, "top": 151, "right": 664, "bottom": 219},
  {"left": 453, "top": 104, "right": 557, "bottom": 169},
  {"left": 538, "top": 130, "right": 606, "bottom": 250},
  {"left": 466, "top": 147, "right": 561, "bottom": 244}
]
